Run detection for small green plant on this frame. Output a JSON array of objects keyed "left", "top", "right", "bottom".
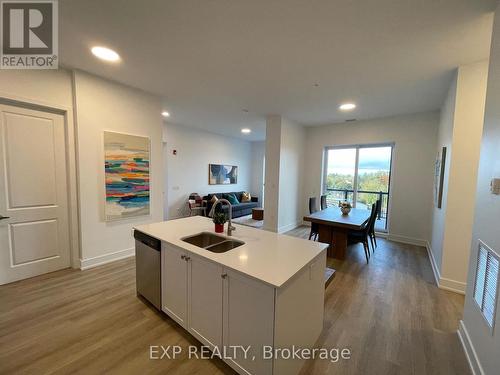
[{"left": 212, "top": 212, "right": 227, "bottom": 225}]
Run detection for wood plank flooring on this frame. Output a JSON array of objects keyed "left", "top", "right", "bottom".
[{"left": 0, "top": 227, "right": 469, "bottom": 375}]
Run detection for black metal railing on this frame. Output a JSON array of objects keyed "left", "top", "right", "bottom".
[{"left": 325, "top": 188, "right": 389, "bottom": 220}]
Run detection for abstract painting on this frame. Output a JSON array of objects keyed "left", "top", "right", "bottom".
[
  {"left": 104, "top": 131, "right": 150, "bottom": 221},
  {"left": 209, "top": 164, "right": 238, "bottom": 185}
]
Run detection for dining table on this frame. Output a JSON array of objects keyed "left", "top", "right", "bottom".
[{"left": 303, "top": 206, "right": 371, "bottom": 259}]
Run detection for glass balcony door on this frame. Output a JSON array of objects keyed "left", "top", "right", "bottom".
[{"left": 324, "top": 144, "right": 393, "bottom": 232}]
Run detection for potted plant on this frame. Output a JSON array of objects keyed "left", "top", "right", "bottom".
[
  {"left": 339, "top": 201, "right": 352, "bottom": 215},
  {"left": 212, "top": 212, "right": 227, "bottom": 233}
]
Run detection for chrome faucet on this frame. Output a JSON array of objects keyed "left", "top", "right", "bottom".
[{"left": 208, "top": 199, "right": 236, "bottom": 236}]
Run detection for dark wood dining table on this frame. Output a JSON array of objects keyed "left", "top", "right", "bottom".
[{"left": 303, "top": 207, "right": 371, "bottom": 259}]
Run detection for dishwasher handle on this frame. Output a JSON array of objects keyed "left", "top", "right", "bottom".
[{"left": 134, "top": 230, "right": 161, "bottom": 251}]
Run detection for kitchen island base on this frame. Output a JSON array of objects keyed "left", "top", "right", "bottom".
[{"left": 162, "top": 243, "right": 326, "bottom": 375}]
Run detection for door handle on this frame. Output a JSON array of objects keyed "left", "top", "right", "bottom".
[{"left": 0, "top": 215, "right": 9, "bottom": 221}]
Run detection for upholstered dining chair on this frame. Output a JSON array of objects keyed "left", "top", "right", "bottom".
[
  {"left": 308, "top": 197, "right": 319, "bottom": 241},
  {"left": 320, "top": 195, "right": 327, "bottom": 210}
]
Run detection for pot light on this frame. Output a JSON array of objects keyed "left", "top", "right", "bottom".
[
  {"left": 241, "top": 128, "right": 251, "bottom": 134},
  {"left": 91, "top": 46, "right": 120, "bottom": 62},
  {"left": 339, "top": 103, "right": 356, "bottom": 111},
  {"left": 161, "top": 111, "right": 170, "bottom": 117}
]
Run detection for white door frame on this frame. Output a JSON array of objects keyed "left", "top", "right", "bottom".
[{"left": 0, "top": 92, "right": 80, "bottom": 270}]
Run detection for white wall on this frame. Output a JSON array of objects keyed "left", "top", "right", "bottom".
[
  {"left": 304, "top": 111, "right": 439, "bottom": 244},
  {"left": 278, "top": 118, "right": 305, "bottom": 232},
  {"left": 163, "top": 123, "right": 253, "bottom": 219},
  {"left": 250, "top": 141, "right": 266, "bottom": 202},
  {"left": 0, "top": 69, "right": 73, "bottom": 108},
  {"left": 461, "top": 6, "right": 500, "bottom": 374},
  {"left": 430, "top": 74, "right": 457, "bottom": 270},
  {"left": 264, "top": 116, "right": 282, "bottom": 232},
  {"left": 263, "top": 115, "right": 305, "bottom": 233},
  {"left": 429, "top": 61, "right": 489, "bottom": 294},
  {"left": 73, "top": 71, "right": 164, "bottom": 265}
]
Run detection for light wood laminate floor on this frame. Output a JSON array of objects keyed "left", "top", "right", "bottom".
[{"left": 0, "top": 227, "right": 469, "bottom": 375}]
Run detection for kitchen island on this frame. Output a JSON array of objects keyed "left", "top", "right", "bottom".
[{"left": 135, "top": 216, "right": 328, "bottom": 375}]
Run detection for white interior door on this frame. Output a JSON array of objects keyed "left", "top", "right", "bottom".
[{"left": 0, "top": 103, "right": 70, "bottom": 285}]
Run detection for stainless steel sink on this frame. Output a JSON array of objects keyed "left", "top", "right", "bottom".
[
  {"left": 182, "top": 232, "right": 226, "bottom": 248},
  {"left": 205, "top": 239, "right": 245, "bottom": 253},
  {"left": 181, "top": 232, "right": 244, "bottom": 253}
]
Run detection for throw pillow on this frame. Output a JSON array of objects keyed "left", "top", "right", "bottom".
[
  {"left": 210, "top": 195, "right": 218, "bottom": 204},
  {"left": 241, "top": 192, "right": 251, "bottom": 202},
  {"left": 225, "top": 193, "right": 239, "bottom": 205}
]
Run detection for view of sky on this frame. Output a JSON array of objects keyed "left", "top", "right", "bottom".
[{"left": 327, "top": 147, "right": 392, "bottom": 175}]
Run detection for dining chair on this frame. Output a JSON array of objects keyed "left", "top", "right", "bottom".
[
  {"left": 369, "top": 199, "right": 382, "bottom": 250},
  {"left": 347, "top": 203, "right": 377, "bottom": 263},
  {"left": 308, "top": 197, "right": 319, "bottom": 241},
  {"left": 320, "top": 195, "right": 327, "bottom": 210}
]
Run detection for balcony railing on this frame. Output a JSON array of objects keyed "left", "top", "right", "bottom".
[{"left": 325, "top": 188, "right": 388, "bottom": 220}]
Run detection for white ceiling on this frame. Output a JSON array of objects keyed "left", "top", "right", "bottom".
[{"left": 60, "top": 0, "right": 496, "bottom": 141}]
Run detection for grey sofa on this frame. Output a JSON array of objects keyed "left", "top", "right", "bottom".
[{"left": 203, "top": 191, "right": 259, "bottom": 218}]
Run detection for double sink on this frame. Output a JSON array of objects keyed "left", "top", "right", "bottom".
[{"left": 182, "top": 232, "right": 244, "bottom": 253}]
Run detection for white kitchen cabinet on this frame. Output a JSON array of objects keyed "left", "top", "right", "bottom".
[
  {"left": 162, "top": 244, "right": 224, "bottom": 349},
  {"left": 188, "top": 253, "right": 224, "bottom": 349},
  {"left": 223, "top": 268, "right": 275, "bottom": 375},
  {"left": 161, "top": 243, "right": 188, "bottom": 327},
  {"left": 161, "top": 242, "right": 326, "bottom": 375}
]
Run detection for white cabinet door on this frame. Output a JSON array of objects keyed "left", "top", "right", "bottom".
[
  {"left": 162, "top": 244, "right": 188, "bottom": 327},
  {"left": 187, "top": 254, "right": 224, "bottom": 349},
  {"left": 223, "top": 269, "right": 275, "bottom": 375}
]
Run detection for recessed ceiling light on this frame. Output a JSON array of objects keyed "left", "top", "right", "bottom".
[
  {"left": 339, "top": 103, "right": 356, "bottom": 111},
  {"left": 91, "top": 46, "right": 120, "bottom": 62},
  {"left": 241, "top": 128, "right": 251, "bottom": 134},
  {"left": 161, "top": 111, "right": 170, "bottom": 117}
]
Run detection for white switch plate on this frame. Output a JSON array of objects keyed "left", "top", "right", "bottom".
[{"left": 491, "top": 178, "right": 500, "bottom": 195}]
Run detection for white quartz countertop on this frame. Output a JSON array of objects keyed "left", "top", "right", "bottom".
[{"left": 134, "top": 216, "right": 328, "bottom": 288}]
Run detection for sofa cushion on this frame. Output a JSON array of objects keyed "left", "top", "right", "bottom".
[
  {"left": 241, "top": 192, "right": 251, "bottom": 202},
  {"left": 223, "top": 193, "right": 240, "bottom": 205}
]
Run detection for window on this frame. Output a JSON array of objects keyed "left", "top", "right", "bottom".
[
  {"left": 323, "top": 144, "right": 393, "bottom": 231},
  {"left": 473, "top": 241, "right": 500, "bottom": 332}
]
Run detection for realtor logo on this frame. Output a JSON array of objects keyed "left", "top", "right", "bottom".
[{"left": 1, "top": 0, "right": 58, "bottom": 69}]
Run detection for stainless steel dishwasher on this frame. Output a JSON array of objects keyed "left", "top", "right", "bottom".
[{"left": 134, "top": 230, "right": 161, "bottom": 310}]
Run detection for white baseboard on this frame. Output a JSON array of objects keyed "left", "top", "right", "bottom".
[
  {"left": 80, "top": 247, "right": 135, "bottom": 270},
  {"left": 439, "top": 277, "right": 466, "bottom": 294},
  {"left": 387, "top": 234, "right": 427, "bottom": 247},
  {"left": 426, "top": 241, "right": 441, "bottom": 286},
  {"left": 278, "top": 221, "right": 300, "bottom": 234},
  {"left": 458, "top": 320, "right": 484, "bottom": 375},
  {"left": 425, "top": 242, "right": 466, "bottom": 294}
]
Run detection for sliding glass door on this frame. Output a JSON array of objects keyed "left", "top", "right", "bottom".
[{"left": 323, "top": 144, "right": 393, "bottom": 231}]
